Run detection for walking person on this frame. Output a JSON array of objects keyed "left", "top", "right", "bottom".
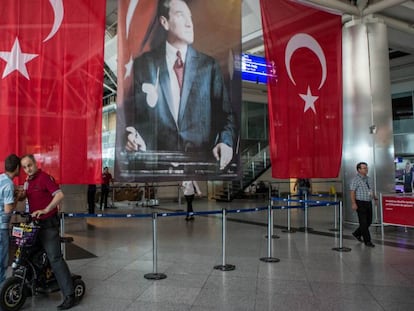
[
  {"left": 20, "top": 154, "right": 76, "bottom": 309},
  {"left": 293, "top": 178, "right": 311, "bottom": 198},
  {"left": 100, "top": 167, "right": 113, "bottom": 210},
  {"left": 0, "top": 154, "right": 21, "bottom": 285},
  {"left": 403, "top": 161, "right": 413, "bottom": 193},
  {"left": 87, "top": 184, "right": 96, "bottom": 214},
  {"left": 182, "top": 180, "right": 201, "bottom": 221},
  {"left": 350, "top": 162, "right": 378, "bottom": 248}
]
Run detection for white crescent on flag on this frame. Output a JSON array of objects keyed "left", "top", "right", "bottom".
[
  {"left": 285, "top": 33, "right": 327, "bottom": 90},
  {"left": 43, "top": 0, "right": 64, "bottom": 42}
]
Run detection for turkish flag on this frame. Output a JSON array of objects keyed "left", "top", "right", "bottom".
[
  {"left": 0, "top": 0, "right": 105, "bottom": 184},
  {"left": 117, "top": 0, "right": 158, "bottom": 105},
  {"left": 260, "top": 0, "right": 342, "bottom": 178}
]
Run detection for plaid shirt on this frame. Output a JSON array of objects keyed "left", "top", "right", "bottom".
[
  {"left": 350, "top": 173, "right": 373, "bottom": 201},
  {"left": 0, "top": 173, "right": 14, "bottom": 229}
]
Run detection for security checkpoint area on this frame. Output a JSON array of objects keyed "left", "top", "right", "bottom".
[{"left": 42, "top": 186, "right": 414, "bottom": 311}]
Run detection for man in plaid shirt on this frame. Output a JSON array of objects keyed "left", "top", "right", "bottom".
[{"left": 350, "top": 162, "right": 378, "bottom": 247}]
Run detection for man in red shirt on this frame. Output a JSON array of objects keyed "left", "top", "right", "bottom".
[
  {"left": 100, "top": 167, "right": 113, "bottom": 210},
  {"left": 21, "top": 154, "right": 75, "bottom": 310}
]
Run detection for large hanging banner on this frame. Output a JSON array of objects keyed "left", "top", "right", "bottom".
[
  {"left": 0, "top": 0, "right": 105, "bottom": 184},
  {"left": 260, "top": 0, "right": 342, "bottom": 178},
  {"left": 115, "top": 0, "right": 241, "bottom": 182}
]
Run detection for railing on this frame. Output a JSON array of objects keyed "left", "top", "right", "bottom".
[{"left": 239, "top": 140, "right": 271, "bottom": 189}]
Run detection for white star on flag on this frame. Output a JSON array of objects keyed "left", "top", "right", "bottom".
[
  {"left": 0, "top": 38, "right": 38, "bottom": 79},
  {"left": 124, "top": 56, "right": 133, "bottom": 79},
  {"left": 299, "top": 86, "right": 319, "bottom": 113}
]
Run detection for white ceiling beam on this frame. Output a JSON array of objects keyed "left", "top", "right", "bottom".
[
  {"left": 363, "top": 0, "right": 409, "bottom": 15},
  {"left": 303, "top": 0, "right": 359, "bottom": 15}
]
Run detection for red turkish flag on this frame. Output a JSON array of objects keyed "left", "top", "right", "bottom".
[
  {"left": 117, "top": 0, "right": 158, "bottom": 104},
  {"left": 0, "top": 0, "right": 105, "bottom": 184},
  {"left": 260, "top": 0, "right": 342, "bottom": 178}
]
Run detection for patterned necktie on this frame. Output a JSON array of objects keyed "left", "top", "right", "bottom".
[{"left": 173, "top": 50, "right": 184, "bottom": 92}]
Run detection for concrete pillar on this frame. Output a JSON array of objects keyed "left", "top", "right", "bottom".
[
  {"left": 61, "top": 184, "right": 88, "bottom": 232},
  {"left": 342, "top": 18, "right": 395, "bottom": 223}
]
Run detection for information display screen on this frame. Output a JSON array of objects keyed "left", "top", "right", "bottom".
[{"left": 241, "top": 53, "right": 276, "bottom": 84}]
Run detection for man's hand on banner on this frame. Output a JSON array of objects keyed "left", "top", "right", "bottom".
[
  {"left": 126, "top": 127, "right": 147, "bottom": 151},
  {"left": 142, "top": 69, "right": 159, "bottom": 108},
  {"left": 213, "top": 143, "right": 233, "bottom": 170}
]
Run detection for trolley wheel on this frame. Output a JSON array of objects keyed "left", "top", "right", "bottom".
[
  {"left": 73, "top": 278, "right": 86, "bottom": 301},
  {"left": 0, "top": 276, "right": 28, "bottom": 311}
]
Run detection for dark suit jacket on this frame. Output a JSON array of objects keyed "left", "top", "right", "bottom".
[{"left": 124, "top": 44, "right": 236, "bottom": 161}]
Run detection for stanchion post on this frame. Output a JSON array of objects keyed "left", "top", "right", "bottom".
[
  {"left": 214, "top": 208, "right": 235, "bottom": 271},
  {"left": 332, "top": 201, "right": 351, "bottom": 252},
  {"left": 282, "top": 195, "right": 296, "bottom": 233},
  {"left": 260, "top": 204, "right": 280, "bottom": 263},
  {"left": 178, "top": 184, "right": 181, "bottom": 206},
  {"left": 304, "top": 192, "right": 308, "bottom": 229},
  {"left": 329, "top": 193, "right": 339, "bottom": 232},
  {"left": 266, "top": 185, "right": 279, "bottom": 239},
  {"left": 111, "top": 186, "right": 115, "bottom": 208},
  {"left": 380, "top": 192, "right": 384, "bottom": 240},
  {"left": 60, "top": 213, "right": 66, "bottom": 259},
  {"left": 176, "top": 184, "right": 184, "bottom": 212},
  {"left": 145, "top": 213, "right": 167, "bottom": 280},
  {"left": 299, "top": 192, "right": 313, "bottom": 232}
]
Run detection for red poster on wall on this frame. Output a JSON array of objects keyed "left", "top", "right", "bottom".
[{"left": 382, "top": 195, "right": 414, "bottom": 227}]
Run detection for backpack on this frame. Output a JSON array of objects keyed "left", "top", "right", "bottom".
[{"left": 299, "top": 179, "right": 310, "bottom": 188}]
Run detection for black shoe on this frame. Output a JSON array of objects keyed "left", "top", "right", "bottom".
[
  {"left": 189, "top": 216, "right": 195, "bottom": 221},
  {"left": 57, "top": 295, "right": 75, "bottom": 310},
  {"left": 352, "top": 232, "right": 362, "bottom": 242},
  {"left": 185, "top": 216, "right": 190, "bottom": 221},
  {"left": 365, "top": 242, "right": 375, "bottom": 248}
]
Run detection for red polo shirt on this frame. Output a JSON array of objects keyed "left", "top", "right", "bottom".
[
  {"left": 26, "top": 169, "right": 60, "bottom": 220},
  {"left": 102, "top": 172, "right": 112, "bottom": 185}
]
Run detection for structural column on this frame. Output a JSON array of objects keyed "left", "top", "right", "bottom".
[{"left": 342, "top": 18, "right": 395, "bottom": 223}]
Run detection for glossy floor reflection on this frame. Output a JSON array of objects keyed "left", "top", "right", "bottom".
[{"left": 14, "top": 198, "right": 414, "bottom": 310}]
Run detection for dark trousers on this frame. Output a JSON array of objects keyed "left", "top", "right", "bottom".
[
  {"left": 100, "top": 184, "right": 109, "bottom": 209},
  {"left": 38, "top": 218, "right": 74, "bottom": 297},
  {"left": 185, "top": 195, "right": 194, "bottom": 215},
  {"left": 354, "top": 200, "right": 373, "bottom": 243},
  {"left": 87, "top": 187, "right": 96, "bottom": 214}
]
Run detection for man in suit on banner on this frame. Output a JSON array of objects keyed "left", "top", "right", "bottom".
[{"left": 123, "top": 0, "right": 236, "bottom": 172}]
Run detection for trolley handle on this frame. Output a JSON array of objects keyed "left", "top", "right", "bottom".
[{"left": 12, "top": 211, "right": 34, "bottom": 224}]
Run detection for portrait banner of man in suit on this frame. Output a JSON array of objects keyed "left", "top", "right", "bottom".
[{"left": 115, "top": 0, "right": 241, "bottom": 181}]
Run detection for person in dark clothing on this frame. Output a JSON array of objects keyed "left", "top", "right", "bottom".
[
  {"left": 403, "top": 161, "right": 413, "bottom": 193},
  {"left": 87, "top": 184, "right": 96, "bottom": 214},
  {"left": 294, "top": 178, "right": 311, "bottom": 198},
  {"left": 100, "top": 167, "right": 113, "bottom": 210},
  {"left": 350, "top": 162, "right": 378, "bottom": 248},
  {"left": 21, "top": 154, "right": 76, "bottom": 310}
]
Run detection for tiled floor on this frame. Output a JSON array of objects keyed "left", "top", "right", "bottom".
[{"left": 7, "top": 197, "right": 414, "bottom": 310}]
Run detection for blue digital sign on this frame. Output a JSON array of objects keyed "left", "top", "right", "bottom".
[{"left": 241, "top": 53, "right": 277, "bottom": 84}]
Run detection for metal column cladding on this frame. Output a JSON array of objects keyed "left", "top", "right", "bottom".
[{"left": 342, "top": 19, "right": 395, "bottom": 224}]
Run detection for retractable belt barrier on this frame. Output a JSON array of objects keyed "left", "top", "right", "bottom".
[{"left": 61, "top": 197, "right": 350, "bottom": 280}]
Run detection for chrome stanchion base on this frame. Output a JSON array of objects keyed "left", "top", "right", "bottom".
[
  {"left": 144, "top": 273, "right": 167, "bottom": 280},
  {"left": 260, "top": 257, "right": 280, "bottom": 263},
  {"left": 214, "top": 264, "right": 236, "bottom": 271},
  {"left": 332, "top": 247, "right": 352, "bottom": 252}
]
